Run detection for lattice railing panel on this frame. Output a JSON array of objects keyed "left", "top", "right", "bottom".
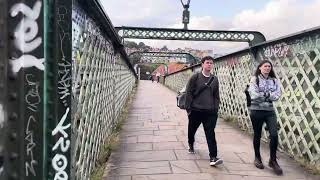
[
  {"left": 256, "top": 32, "right": 320, "bottom": 165},
  {"left": 72, "top": 4, "right": 136, "bottom": 180},
  {"left": 164, "top": 68, "right": 198, "bottom": 92},
  {"left": 164, "top": 28, "right": 320, "bottom": 169},
  {"left": 213, "top": 54, "right": 256, "bottom": 132}
]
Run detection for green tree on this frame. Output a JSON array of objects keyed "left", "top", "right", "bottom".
[
  {"left": 124, "top": 41, "right": 138, "bottom": 48},
  {"left": 161, "top": 45, "right": 168, "bottom": 51},
  {"left": 138, "top": 42, "right": 145, "bottom": 48}
]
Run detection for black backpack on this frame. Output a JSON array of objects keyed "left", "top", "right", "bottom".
[{"left": 244, "top": 85, "right": 251, "bottom": 107}]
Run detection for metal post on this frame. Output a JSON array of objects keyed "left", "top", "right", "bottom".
[
  {"left": 5, "top": 1, "right": 45, "bottom": 179},
  {"left": 0, "top": 0, "right": 7, "bottom": 179},
  {"left": 45, "top": 0, "right": 72, "bottom": 179}
]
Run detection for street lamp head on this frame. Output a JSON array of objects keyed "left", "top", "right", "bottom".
[
  {"left": 180, "top": 0, "right": 191, "bottom": 29},
  {"left": 180, "top": 0, "right": 190, "bottom": 8}
]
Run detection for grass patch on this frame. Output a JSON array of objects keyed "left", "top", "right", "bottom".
[
  {"left": 90, "top": 82, "right": 138, "bottom": 180},
  {"left": 223, "top": 115, "right": 237, "bottom": 122},
  {"left": 295, "top": 157, "right": 320, "bottom": 175}
]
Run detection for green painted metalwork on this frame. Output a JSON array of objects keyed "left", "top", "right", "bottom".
[
  {"left": 0, "top": 0, "right": 6, "bottom": 179},
  {"left": 129, "top": 51, "right": 200, "bottom": 64},
  {"left": 45, "top": 0, "right": 72, "bottom": 179},
  {"left": 72, "top": 1, "right": 137, "bottom": 179},
  {"left": 116, "top": 26, "right": 266, "bottom": 46},
  {"left": 1, "top": 0, "right": 137, "bottom": 179},
  {"left": 3, "top": 1, "right": 45, "bottom": 179},
  {"left": 164, "top": 27, "right": 320, "bottom": 170}
]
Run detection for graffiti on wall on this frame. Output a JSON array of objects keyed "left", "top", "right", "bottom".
[
  {"left": 260, "top": 33, "right": 320, "bottom": 101},
  {"left": 52, "top": 108, "right": 70, "bottom": 180},
  {"left": 263, "top": 42, "right": 290, "bottom": 59},
  {"left": 9, "top": 1, "right": 44, "bottom": 74},
  {"left": 24, "top": 74, "right": 41, "bottom": 176},
  {"left": 57, "top": 6, "right": 72, "bottom": 107},
  {"left": 9, "top": 0, "right": 44, "bottom": 178},
  {"left": 51, "top": 4, "right": 72, "bottom": 180},
  {"left": 262, "top": 34, "right": 320, "bottom": 59},
  {"left": 290, "top": 35, "right": 320, "bottom": 54}
]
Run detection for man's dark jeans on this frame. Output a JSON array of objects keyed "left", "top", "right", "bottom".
[
  {"left": 250, "top": 110, "right": 278, "bottom": 160},
  {"left": 188, "top": 110, "right": 218, "bottom": 158}
]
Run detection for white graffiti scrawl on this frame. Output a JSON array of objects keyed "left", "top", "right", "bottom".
[
  {"left": 11, "top": 55, "right": 45, "bottom": 73},
  {"left": 52, "top": 108, "right": 70, "bottom": 180},
  {"left": 9, "top": 1, "right": 44, "bottom": 74}
]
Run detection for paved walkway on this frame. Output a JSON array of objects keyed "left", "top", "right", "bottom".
[{"left": 103, "top": 80, "right": 319, "bottom": 180}]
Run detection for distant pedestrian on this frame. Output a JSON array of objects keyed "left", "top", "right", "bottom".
[
  {"left": 248, "top": 60, "right": 283, "bottom": 175},
  {"left": 185, "top": 56, "right": 223, "bottom": 166},
  {"left": 156, "top": 72, "right": 160, "bottom": 83}
]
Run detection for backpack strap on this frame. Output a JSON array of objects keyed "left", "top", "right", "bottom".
[{"left": 193, "top": 74, "right": 214, "bottom": 98}]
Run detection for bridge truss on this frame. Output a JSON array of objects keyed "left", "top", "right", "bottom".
[
  {"left": 129, "top": 51, "right": 200, "bottom": 64},
  {"left": 116, "top": 26, "right": 266, "bottom": 46}
]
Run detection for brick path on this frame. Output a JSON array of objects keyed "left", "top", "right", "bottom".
[{"left": 103, "top": 80, "right": 319, "bottom": 180}]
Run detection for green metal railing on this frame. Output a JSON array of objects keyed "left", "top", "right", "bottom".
[
  {"left": 0, "top": 0, "right": 137, "bottom": 179},
  {"left": 128, "top": 51, "right": 200, "bottom": 64},
  {"left": 164, "top": 27, "right": 320, "bottom": 170},
  {"left": 1, "top": 0, "right": 319, "bottom": 179}
]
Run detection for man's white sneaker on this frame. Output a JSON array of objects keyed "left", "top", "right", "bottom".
[{"left": 210, "top": 157, "right": 223, "bottom": 166}]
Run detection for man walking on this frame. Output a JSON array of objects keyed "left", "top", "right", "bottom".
[{"left": 185, "top": 56, "right": 223, "bottom": 166}]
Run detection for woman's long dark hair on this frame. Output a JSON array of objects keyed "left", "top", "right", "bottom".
[{"left": 254, "top": 60, "right": 277, "bottom": 79}]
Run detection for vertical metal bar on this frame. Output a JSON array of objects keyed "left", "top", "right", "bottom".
[
  {"left": 6, "top": 0, "right": 45, "bottom": 179},
  {"left": 0, "top": 0, "right": 7, "bottom": 179},
  {"left": 45, "top": 0, "right": 72, "bottom": 179}
]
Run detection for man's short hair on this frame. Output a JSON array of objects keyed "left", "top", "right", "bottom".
[{"left": 201, "top": 56, "right": 214, "bottom": 63}]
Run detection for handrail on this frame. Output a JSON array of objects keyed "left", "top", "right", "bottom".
[{"left": 77, "top": 0, "right": 138, "bottom": 78}]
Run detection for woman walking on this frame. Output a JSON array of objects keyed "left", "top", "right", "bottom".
[{"left": 248, "top": 60, "right": 283, "bottom": 175}]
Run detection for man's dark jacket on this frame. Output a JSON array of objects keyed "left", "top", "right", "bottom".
[{"left": 185, "top": 72, "right": 220, "bottom": 113}]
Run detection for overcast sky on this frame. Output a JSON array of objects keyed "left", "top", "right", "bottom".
[{"left": 101, "top": 0, "right": 320, "bottom": 54}]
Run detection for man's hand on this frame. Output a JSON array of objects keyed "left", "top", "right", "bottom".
[{"left": 186, "top": 109, "right": 192, "bottom": 116}]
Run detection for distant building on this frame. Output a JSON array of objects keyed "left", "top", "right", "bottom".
[{"left": 152, "top": 63, "right": 188, "bottom": 76}]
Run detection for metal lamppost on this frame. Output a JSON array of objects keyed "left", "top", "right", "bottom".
[{"left": 180, "top": 0, "right": 191, "bottom": 30}]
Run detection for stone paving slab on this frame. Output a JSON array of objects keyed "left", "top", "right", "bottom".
[
  {"left": 137, "top": 135, "right": 178, "bottom": 143},
  {"left": 132, "top": 174, "right": 215, "bottom": 180},
  {"left": 120, "top": 143, "right": 153, "bottom": 152},
  {"left": 153, "top": 142, "right": 186, "bottom": 150},
  {"left": 103, "top": 81, "right": 319, "bottom": 180},
  {"left": 170, "top": 160, "right": 200, "bottom": 173},
  {"left": 110, "top": 150, "right": 177, "bottom": 162},
  {"left": 107, "top": 161, "right": 171, "bottom": 176}
]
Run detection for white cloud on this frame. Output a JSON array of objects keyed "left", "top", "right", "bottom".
[
  {"left": 102, "top": 0, "right": 320, "bottom": 54},
  {"left": 101, "top": 0, "right": 181, "bottom": 27},
  {"left": 231, "top": 0, "right": 320, "bottom": 40}
]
